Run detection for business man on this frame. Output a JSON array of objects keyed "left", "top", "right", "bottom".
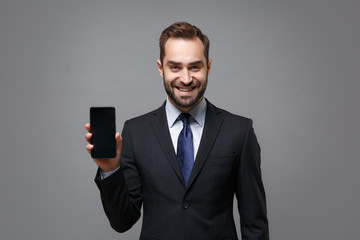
[{"left": 85, "top": 22, "right": 269, "bottom": 240}]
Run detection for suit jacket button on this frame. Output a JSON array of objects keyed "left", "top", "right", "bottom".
[{"left": 183, "top": 202, "right": 189, "bottom": 209}]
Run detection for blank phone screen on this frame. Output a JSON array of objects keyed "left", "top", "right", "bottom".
[{"left": 90, "top": 107, "right": 116, "bottom": 158}]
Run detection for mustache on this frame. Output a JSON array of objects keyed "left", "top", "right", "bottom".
[{"left": 171, "top": 80, "right": 200, "bottom": 88}]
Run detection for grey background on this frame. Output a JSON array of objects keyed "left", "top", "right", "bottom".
[{"left": 0, "top": 0, "right": 359, "bottom": 239}]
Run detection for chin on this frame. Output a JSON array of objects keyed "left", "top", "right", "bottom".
[{"left": 175, "top": 96, "right": 201, "bottom": 109}]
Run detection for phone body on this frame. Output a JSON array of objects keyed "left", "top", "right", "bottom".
[{"left": 90, "top": 107, "right": 116, "bottom": 158}]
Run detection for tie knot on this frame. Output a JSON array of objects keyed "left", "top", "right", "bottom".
[{"left": 179, "top": 113, "right": 191, "bottom": 125}]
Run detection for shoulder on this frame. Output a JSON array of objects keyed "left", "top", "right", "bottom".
[
  {"left": 207, "top": 100, "right": 253, "bottom": 126},
  {"left": 206, "top": 100, "right": 259, "bottom": 148}
]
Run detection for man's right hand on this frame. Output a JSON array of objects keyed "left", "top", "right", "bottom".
[{"left": 85, "top": 123, "right": 122, "bottom": 172}]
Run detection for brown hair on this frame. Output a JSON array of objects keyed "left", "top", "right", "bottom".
[{"left": 159, "top": 22, "right": 210, "bottom": 64}]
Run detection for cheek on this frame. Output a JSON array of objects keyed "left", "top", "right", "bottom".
[
  {"left": 163, "top": 71, "right": 179, "bottom": 82},
  {"left": 193, "top": 72, "right": 207, "bottom": 82}
]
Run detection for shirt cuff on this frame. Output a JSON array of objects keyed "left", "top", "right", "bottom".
[{"left": 100, "top": 166, "right": 120, "bottom": 180}]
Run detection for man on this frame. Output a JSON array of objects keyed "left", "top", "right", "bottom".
[{"left": 85, "top": 22, "right": 269, "bottom": 240}]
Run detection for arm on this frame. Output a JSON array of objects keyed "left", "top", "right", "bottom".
[
  {"left": 236, "top": 120, "right": 269, "bottom": 240},
  {"left": 86, "top": 122, "right": 142, "bottom": 233}
]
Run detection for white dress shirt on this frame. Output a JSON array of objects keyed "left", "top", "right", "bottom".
[{"left": 165, "top": 97, "right": 207, "bottom": 160}]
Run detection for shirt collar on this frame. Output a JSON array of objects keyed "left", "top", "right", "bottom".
[{"left": 166, "top": 97, "right": 207, "bottom": 128}]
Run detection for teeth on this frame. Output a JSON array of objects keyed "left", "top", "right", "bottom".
[{"left": 179, "top": 88, "right": 192, "bottom": 92}]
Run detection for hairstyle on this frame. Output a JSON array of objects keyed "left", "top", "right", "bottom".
[{"left": 159, "top": 22, "right": 210, "bottom": 64}]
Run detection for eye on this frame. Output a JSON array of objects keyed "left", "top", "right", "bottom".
[
  {"left": 170, "top": 65, "right": 180, "bottom": 71},
  {"left": 190, "top": 65, "right": 200, "bottom": 70}
]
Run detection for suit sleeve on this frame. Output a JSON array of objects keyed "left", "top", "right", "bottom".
[
  {"left": 94, "top": 121, "right": 142, "bottom": 233},
  {"left": 236, "top": 120, "right": 269, "bottom": 240}
]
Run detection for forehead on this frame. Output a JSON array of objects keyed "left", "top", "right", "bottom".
[{"left": 163, "top": 37, "right": 206, "bottom": 63}]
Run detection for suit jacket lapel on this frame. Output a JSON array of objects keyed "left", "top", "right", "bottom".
[
  {"left": 150, "top": 102, "right": 185, "bottom": 185},
  {"left": 187, "top": 100, "right": 224, "bottom": 189}
]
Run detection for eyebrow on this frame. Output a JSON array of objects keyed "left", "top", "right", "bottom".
[
  {"left": 166, "top": 60, "right": 204, "bottom": 66},
  {"left": 189, "top": 61, "right": 204, "bottom": 66}
]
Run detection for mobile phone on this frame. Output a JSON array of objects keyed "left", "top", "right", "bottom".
[{"left": 90, "top": 107, "right": 116, "bottom": 158}]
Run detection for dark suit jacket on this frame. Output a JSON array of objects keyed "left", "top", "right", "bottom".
[{"left": 95, "top": 100, "right": 269, "bottom": 240}]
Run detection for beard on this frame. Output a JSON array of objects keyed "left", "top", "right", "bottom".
[{"left": 163, "top": 73, "right": 208, "bottom": 110}]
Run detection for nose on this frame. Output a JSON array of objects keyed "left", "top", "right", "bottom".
[{"left": 180, "top": 68, "right": 192, "bottom": 85}]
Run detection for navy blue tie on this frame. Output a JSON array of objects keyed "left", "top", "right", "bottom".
[{"left": 177, "top": 113, "right": 194, "bottom": 186}]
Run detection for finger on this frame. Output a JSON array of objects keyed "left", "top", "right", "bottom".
[
  {"left": 86, "top": 144, "right": 94, "bottom": 154},
  {"left": 115, "top": 132, "right": 122, "bottom": 146},
  {"left": 85, "top": 123, "right": 91, "bottom": 132},
  {"left": 85, "top": 132, "right": 92, "bottom": 143},
  {"left": 115, "top": 132, "right": 121, "bottom": 141}
]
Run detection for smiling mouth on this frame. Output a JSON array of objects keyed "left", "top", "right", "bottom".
[{"left": 177, "top": 87, "right": 195, "bottom": 92}]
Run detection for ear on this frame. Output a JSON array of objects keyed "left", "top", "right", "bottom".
[
  {"left": 207, "top": 58, "right": 212, "bottom": 74},
  {"left": 157, "top": 59, "right": 163, "bottom": 78}
]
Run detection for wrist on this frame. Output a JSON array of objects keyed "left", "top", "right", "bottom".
[
  {"left": 100, "top": 165, "right": 120, "bottom": 180},
  {"left": 101, "top": 163, "right": 120, "bottom": 173}
]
